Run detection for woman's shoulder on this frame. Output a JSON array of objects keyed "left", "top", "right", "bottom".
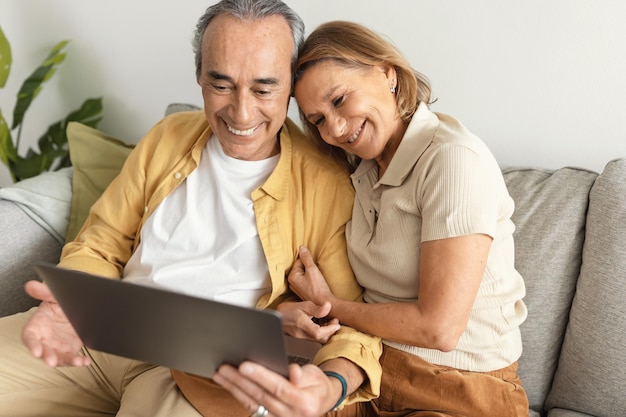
[{"left": 424, "top": 111, "right": 499, "bottom": 168}]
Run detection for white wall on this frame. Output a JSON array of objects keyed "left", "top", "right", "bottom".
[{"left": 1, "top": 0, "right": 625, "bottom": 186}]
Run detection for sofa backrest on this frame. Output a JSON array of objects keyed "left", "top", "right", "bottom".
[
  {"left": 545, "top": 158, "right": 626, "bottom": 417},
  {"left": 502, "top": 165, "right": 598, "bottom": 414}
]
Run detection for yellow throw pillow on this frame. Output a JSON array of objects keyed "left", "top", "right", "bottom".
[{"left": 66, "top": 122, "right": 134, "bottom": 242}]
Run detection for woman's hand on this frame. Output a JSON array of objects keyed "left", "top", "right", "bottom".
[
  {"left": 21, "top": 280, "right": 90, "bottom": 367},
  {"left": 277, "top": 301, "right": 340, "bottom": 343},
  {"left": 213, "top": 361, "right": 346, "bottom": 417},
  {"left": 288, "top": 246, "right": 336, "bottom": 307}
]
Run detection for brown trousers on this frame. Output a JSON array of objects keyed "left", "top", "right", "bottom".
[{"left": 330, "top": 345, "right": 529, "bottom": 417}]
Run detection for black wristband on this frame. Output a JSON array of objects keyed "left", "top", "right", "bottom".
[{"left": 323, "top": 370, "right": 348, "bottom": 411}]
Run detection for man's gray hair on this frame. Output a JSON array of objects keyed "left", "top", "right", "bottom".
[{"left": 192, "top": 0, "right": 305, "bottom": 80}]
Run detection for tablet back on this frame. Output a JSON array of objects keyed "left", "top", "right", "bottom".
[{"left": 34, "top": 263, "right": 310, "bottom": 378}]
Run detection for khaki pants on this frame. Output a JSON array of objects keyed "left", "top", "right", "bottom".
[
  {"left": 331, "top": 345, "right": 529, "bottom": 417},
  {"left": 0, "top": 308, "right": 202, "bottom": 417}
]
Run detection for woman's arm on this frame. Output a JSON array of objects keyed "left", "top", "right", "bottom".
[{"left": 289, "top": 234, "right": 491, "bottom": 351}]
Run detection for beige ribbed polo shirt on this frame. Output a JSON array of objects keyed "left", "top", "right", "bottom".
[{"left": 347, "top": 103, "right": 527, "bottom": 372}]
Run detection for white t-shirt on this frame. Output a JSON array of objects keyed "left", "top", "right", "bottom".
[{"left": 124, "top": 135, "right": 279, "bottom": 308}]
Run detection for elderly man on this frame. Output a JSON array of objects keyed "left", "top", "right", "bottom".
[{"left": 0, "top": 1, "right": 381, "bottom": 416}]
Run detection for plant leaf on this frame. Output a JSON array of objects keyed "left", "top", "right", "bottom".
[
  {"left": 0, "top": 110, "right": 18, "bottom": 177},
  {"left": 0, "top": 26, "right": 12, "bottom": 88},
  {"left": 23, "top": 97, "right": 104, "bottom": 178},
  {"left": 12, "top": 146, "right": 68, "bottom": 181},
  {"left": 64, "top": 97, "right": 103, "bottom": 127},
  {"left": 10, "top": 152, "right": 46, "bottom": 181},
  {"left": 11, "top": 40, "right": 70, "bottom": 129}
]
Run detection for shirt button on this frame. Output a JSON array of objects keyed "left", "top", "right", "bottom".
[{"left": 174, "top": 172, "right": 182, "bottom": 180}]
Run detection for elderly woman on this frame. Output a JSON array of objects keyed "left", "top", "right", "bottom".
[{"left": 216, "top": 20, "right": 529, "bottom": 417}]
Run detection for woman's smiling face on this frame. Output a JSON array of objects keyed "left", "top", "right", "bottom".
[{"left": 294, "top": 60, "right": 406, "bottom": 167}]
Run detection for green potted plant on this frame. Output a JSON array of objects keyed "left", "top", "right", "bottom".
[{"left": 0, "top": 25, "right": 103, "bottom": 183}]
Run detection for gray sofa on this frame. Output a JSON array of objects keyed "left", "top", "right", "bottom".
[{"left": 1, "top": 136, "right": 624, "bottom": 415}]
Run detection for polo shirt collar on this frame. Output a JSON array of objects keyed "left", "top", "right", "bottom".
[{"left": 352, "top": 102, "right": 438, "bottom": 187}]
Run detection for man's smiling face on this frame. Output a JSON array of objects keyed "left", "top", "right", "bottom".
[{"left": 198, "top": 14, "right": 294, "bottom": 161}]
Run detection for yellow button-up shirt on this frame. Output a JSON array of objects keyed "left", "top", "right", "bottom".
[{"left": 59, "top": 110, "right": 381, "bottom": 412}]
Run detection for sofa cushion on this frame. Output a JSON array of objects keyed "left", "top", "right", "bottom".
[
  {"left": 502, "top": 166, "right": 598, "bottom": 415},
  {"left": 545, "top": 158, "right": 626, "bottom": 416},
  {"left": 0, "top": 167, "right": 73, "bottom": 244},
  {"left": 547, "top": 409, "right": 595, "bottom": 417},
  {"left": 65, "top": 104, "right": 200, "bottom": 242},
  {"left": 0, "top": 200, "right": 63, "bottom": 316},
  {"left": 165, "top": 102, "right": 201, "bottom": 115},
  {"left": 66, "top": 122, "right": 134, "bottom": 242}
]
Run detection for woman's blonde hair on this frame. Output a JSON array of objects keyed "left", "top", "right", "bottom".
[{"left": 295, "top": 21, "right": 432, "bottom": 171}]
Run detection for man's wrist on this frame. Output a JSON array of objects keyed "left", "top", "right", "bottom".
[{"left": 323, "top": 370, "right": 348, "bottom": 411}]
